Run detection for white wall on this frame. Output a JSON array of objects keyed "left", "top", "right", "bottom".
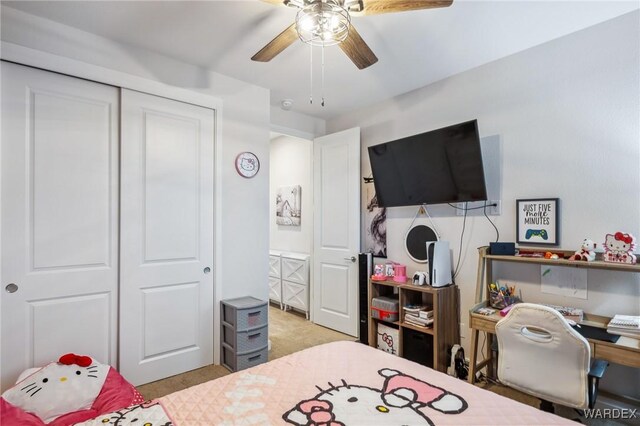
[
  {"left": 1, "top": 7, "right": 271, "bottom": 360},
  {"left": 270, "top": 135, "right": 313, "bottom": 255},
  {"left": 328, "top": 11, "right": 640, "bottom": 399},
  {"left": 271, "top": 107, "right": 326, "bottom": 140}
]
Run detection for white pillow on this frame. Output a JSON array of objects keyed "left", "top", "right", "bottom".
[{"left": 2, "top": 359, "right": 109, "bottom": 423}]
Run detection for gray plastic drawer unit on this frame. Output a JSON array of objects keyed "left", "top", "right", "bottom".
[
  {"left": 221, "top": 297, "right": 269, "bottom": 372},
  {"left": 222, "top": 324, "right": 268, "bottom": 353},
  {"left": 222, "top": 296, "right": 268, "bottom": 331},
  {"left": 222, "top": 344, "right": 268, "bottom": 372}
]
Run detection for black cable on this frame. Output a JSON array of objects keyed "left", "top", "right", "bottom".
[
  {"left": 448, "top": 202, "right": 497, "bottom": 211},
  {"left": 453, "top": 202, "right": 467, "bottom": 280},
  {"left": 474, "top": 333, "right": 488, "bottom": 383},
  {"left": 483, "top": 201, "right": 499, "bottom": 243}
]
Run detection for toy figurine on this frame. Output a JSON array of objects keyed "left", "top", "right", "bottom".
[
  {"left": 603, "top": 232, "right": 637, "bottom": 264},
  {"left": 569, "top": 239, "right": 597, "bottom": 261},
  {"left": 372, "top": 264, "right": 386, "bottom": 280}
]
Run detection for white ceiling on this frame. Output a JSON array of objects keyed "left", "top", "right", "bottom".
[{"left": 4, "top": 1, "right": 638, "bottom": 120}]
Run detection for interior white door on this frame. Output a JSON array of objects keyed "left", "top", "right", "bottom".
[
  {"left": 0, "top": 62, "right": 119, "bottom": 391},
  {"left": 313, "top": 128, "right": 360, "bottom": 336},
  {"left": 119, "top": 89, "right": 214, "bottom": 385}
]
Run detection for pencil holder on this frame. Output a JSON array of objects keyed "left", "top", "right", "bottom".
[{"left": 489, "top": 291, "right": 521, "bottom": 309}]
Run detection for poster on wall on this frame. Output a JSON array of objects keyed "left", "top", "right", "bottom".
[
  {"left": 516, "top": 198, "right": 559, "bottom": 245},
  {"left": 276, "top": 185, "right": 302, "bottom": 226},
  {"left": 365, "top": 184, "right": 387, "bottom": 257}
]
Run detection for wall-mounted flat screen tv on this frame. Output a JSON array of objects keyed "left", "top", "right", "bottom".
[{"left": 368, "top": 120, "right": 487, "bottom": 207}]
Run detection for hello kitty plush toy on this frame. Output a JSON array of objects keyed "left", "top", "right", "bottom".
[
  {"left": 1, "top": 353, "right": 144, "bottom": 425},
  {"left": 603, "top": 232, "right": 637, "bottom": 264},
  {"left": 569, "top": 239, "right": 597, "bottom": 262}
]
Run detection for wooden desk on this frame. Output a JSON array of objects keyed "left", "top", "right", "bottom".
[
  {"left": 468, "top": 246, "right": 640, "bottom": 384},
  {"left": 468, "top": 303, "right": 640, "bottom": 383}
]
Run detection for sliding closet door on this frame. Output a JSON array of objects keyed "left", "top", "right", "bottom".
[
  {"left": 119, "top": 89, "right": 214, "bottom": 385},
  {"left": 0, "top": 62, "right": 119, "bottom": 391}
]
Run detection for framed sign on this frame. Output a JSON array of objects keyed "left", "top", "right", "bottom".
[{"left": 516, "top": 198, "right": 559, "bottom": 245}]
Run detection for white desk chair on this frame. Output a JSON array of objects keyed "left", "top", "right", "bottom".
[{"left": 495, "top": 303, "right": 607, "bottom": 412}]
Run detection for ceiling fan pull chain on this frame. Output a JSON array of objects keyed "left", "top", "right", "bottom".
[
  {"left": 321, "top": 44, "right": 325, "bottom": 107},
  {"left": 309, "top": 43, "right": 313, "bottom": 104}
]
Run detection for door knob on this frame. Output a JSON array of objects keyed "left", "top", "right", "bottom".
[
  {"left": 344, "top": 256, "right": 356, "bottom": 263},
  {"left": 204, "top": 267, "right": 211, "bottom": 274},
  {"left": 5, "top": 283, "right": 18, "bottom": 293}
]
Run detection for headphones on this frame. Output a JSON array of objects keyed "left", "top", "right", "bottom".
[
  {"left": 447, "top": 344, "right": 468, "bottom": 380},
  {"left": 412, "top": 271, "right": 428, "bottom": 285}
]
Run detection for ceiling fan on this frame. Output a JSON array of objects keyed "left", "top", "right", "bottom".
[{"left": 252, "top": 0, "right": 453, "bottom": 70}]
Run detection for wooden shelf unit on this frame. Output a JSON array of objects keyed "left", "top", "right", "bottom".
[
  {"left": 368, "top": 279, "right": 459, "bottom": 373},
  {"left": 474, "top": 247, "right": 640, "bottom": 304},
  {"left": 468, "top": 246, "right": 640, "bottom": 383}
]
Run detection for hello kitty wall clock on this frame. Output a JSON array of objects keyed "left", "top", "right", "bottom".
[{"left": 235, "top": 152, "right": 260, "bottom": 178}]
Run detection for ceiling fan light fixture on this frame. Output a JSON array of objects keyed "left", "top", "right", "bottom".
[
  {"left": 343, "top": 0, "right": 364, "bottom": 12},
  {"left": 284, "top": 0, "right": 305, "bottom": 8},
  {"left": 295, "top": 0, "right": 351, "bottom": 47}
]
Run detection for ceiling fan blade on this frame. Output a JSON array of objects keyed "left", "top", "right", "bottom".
[
  {"left": 251, "top": 23, "right": 299, "bottom": 62},
  {"left": 339, "top": 25, "right": 378, "bottom": 70},
  {"left": 355, "top": 0, "right": 453, "bottom": 16}
]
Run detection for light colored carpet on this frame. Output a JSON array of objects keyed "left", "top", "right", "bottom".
[
  {"left": 268, "top": 304, "right": 356, "bottom": 361},
  {"left": 137, "top": 304, "right": 353, "bottom": 400}
]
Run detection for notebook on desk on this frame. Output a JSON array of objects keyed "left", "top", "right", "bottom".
[{"left": 572, "top": 324, "right": 621, "bottom": 343}]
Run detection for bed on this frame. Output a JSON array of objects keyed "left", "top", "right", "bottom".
[{"left": 155, "top": 341, "right": 573, "bottom": 425}]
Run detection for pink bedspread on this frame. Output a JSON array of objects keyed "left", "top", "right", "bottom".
[{"left": 160, "top": 341, "right": 573, "bottom": 425}]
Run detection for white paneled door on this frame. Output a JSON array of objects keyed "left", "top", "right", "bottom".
[
  {"left": 119, "top": 89, "right": 214, "bottom": 385},
  {"left": 313, "top": 128, "right": 360, "bottom": 336},
  {"left": 0, "top": 62, "right": 119, "bottom": 391}
]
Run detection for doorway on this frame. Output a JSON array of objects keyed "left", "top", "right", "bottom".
[
  {"left": 268, "top": 133, "right": 314, "bottom": 323},
  {"left": 267, "top": 127, "right": 361, "bottom": 356}
]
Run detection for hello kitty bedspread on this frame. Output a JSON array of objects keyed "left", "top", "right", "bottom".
[{"left": 159, "top": 341, "right": 573, "bottom": 425}]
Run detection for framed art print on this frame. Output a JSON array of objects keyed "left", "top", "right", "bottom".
[
  {"left": 516, "top": 198, "right": 559, "bottom": 246},
  {"left": 276, "top": 185, "right": 301, "bottom": 226}
]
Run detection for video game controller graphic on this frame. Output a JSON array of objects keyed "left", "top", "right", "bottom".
[{"left": 526, "top": 229, "right": 548, "bottom": 240}]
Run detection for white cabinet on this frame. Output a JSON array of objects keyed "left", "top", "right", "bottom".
[
  {"left": 269, "top": 253, "right": 282, "bottom": 278},
  {"left": 268, "top": 251, "right": 310, "bottom": 318},
  {"left": 281, "top": 253, "right": 310, "bottom": 319},
  {"left": 269, "top": 251, "right": 283, "bottom": 309},
  {"left": 268, "top": 276, "right": 282, "bottom": 309},
  {"left": 283, "top": 281, "right": 308, "bottom": 313},
  {"left": 282, "top": 254, "right": 310, "bottom": 285}
]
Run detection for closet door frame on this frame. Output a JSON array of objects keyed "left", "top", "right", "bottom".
[{"left": 0, "top": 45, "right": 224, "bottom": 365}]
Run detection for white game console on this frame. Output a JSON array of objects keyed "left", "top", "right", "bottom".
[{"left": 426, "top": 240, "right": 452, "bottom": 287}]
